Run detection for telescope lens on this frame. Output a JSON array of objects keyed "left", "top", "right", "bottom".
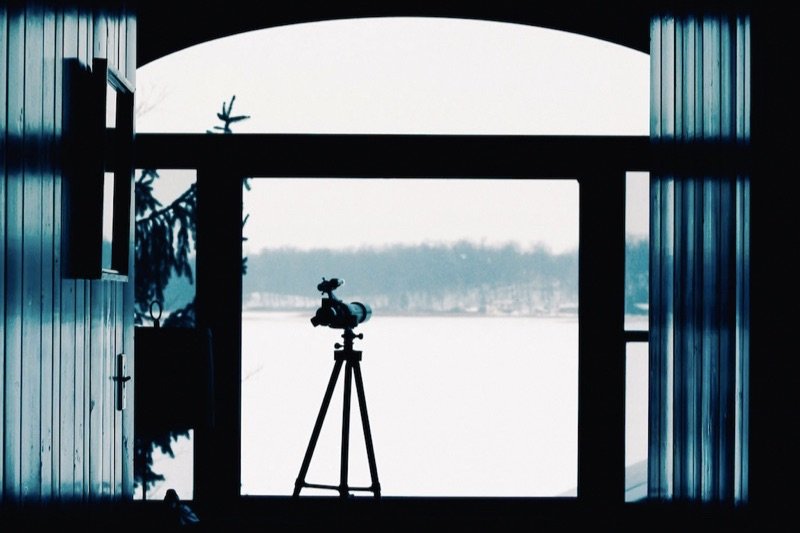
[
  {"left": 346, "top": 302, "right": 372, "bottom": 326},
  {"left": 310, "top": 300, "right": 371, "bottom": 329}
]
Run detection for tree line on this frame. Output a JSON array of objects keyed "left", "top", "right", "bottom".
[{"left": 166, "top": 239, "right": 649, "bottom": 316}]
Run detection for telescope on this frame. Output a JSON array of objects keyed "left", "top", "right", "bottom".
[
  {"left": 295, "top": 278, "right": 381, "bottom": 498},
  {"left": 310, "top": 278, "right": 372, "bottom": 330}
]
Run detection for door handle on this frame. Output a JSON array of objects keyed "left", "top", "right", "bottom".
[{"left": 113, "top": 353, "right": 131, "bottom": 411}]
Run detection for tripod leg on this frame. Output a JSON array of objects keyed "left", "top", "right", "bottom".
[
  {"left": 353, "top": 362, "right": 381, "bottom": 497},
  {"left": 339, "top": 361, "right": 354, "bottom": 497},
  {"left": 293, "top": 359, "right": 344, "bottom": 496}
]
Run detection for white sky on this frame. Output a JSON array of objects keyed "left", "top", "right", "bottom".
[
  {"left": 139, "top": 17, "right": 649, "bottom": 253},
  {"left": 245, "top": 178, "right": 580, "bottom": 254}
]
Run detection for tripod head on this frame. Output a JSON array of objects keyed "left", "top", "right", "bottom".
[{"left": 334, "top": 327, "right": 363, "bottom": 357}]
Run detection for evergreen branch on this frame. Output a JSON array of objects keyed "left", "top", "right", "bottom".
[{"left": 135, "top": 184, "right": 197, "bottom": 228}]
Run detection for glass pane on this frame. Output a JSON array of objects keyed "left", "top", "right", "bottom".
[
  {"left": 134, "top": 168, "right": 197, "bottom": 326},
  {"left": 134, "top": 430, "right": 194, "bottom": 500},
  {"left": 241, "top": 178, "right": 579, "bottom": 496},
  {"left": 625, "top": 171, "right": 649, "bottom": 330},
  {"left": 134, "top": 168, "right": 198, "bottom": 500},
  {"left": 625, "top": 341, "right": 649, "bottom": 502},
  {"left": 101, "top": 172, "right": 115, "bottom": 270}
]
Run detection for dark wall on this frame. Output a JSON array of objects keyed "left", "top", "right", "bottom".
[
  {"left": 1, "top": 1, "right": 135, "bottom": 502},
  {"left": 136, "top": 0, "right": 651, "bottom": 67}
]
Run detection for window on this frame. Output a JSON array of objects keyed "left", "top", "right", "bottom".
[
  {"left": 624, "top": 171, "right": 649, "bottom": 501},
  {"left": 134, "top": 17, "right": 649, "bottom": 502},
  {"left": 241, "top": 178, "right": 579, "bottom": 496},
  {"left": 133, "top": 168, "right": 198, "bottom": 500}
]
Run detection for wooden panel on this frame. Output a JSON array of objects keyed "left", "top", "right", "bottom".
[
  {"left": 79, "top": 5, "right": 90, "bottom": 66},
  {"left": 59, "top": 281, "right": 76, "bottom": 498},
  {"left": 107, "top": 10, "right": 116, "bottom": 67},
  {"left": 3, "top": 4, "right": 25, "bottom": 497},
  {"left": 20, "top": 1, "right": 44, "bottom": 500},
  {"left": 122, "top": 8, "right": 136, "bottom": 497},
  {"left": 109, "top": 289, "right": 116, "bottom": 496},
  {"left": 121, "top": 7, "right": 137, "bottom": 498},
  {"left": 98, "top": 284, "right": 107, "bottom": 496},
  {"left": 89, "top": 281, "right": 103, "bottom": 497},
  {"left": 121, "top": 291, "right": 134, "bottom": 497},
  {"left": 3, "top": 2, "right": 25, "bottom": 500},
  {"left": 63, "top": 6, "right": 79, "bottom": 58},
  {"left": 81, "top": 5, "right": 90, "bottom": 500},
  {"left": 74, "top": 280, "right": 86, "bottom": 497},
  {"left": 117, "top": 10, "right": 126, "bottom": 73},
  {"left": 103, "top": 285, "right": 113, "bottom": 495},
  {"left": 78, "top": 7, "right": 92, "bottom": 500},
  {"left": 61, "top": 6, "right": 79, "bottom": 500},
  {"left": 84, "top": 282, "right": 92, "bottom": 498},
  {"left": 49, "top": 6, "right": 64, "bottom": 497},
  {"left": 114, "top": 287, "right": 124, "bottom": 496},
  {"left": 113, "top": 286, "right": 122, "bottom": 495},
  {"left": 77, "top": 7, "right": 86, "bottom": 62},
  {"left": 0, "top": 2, "right": 8, "bottom": 498},
  {"left": 39, "top": 7, "right": 57, "bottom": 499},
  {"left": 93, "top": 10, "right": 107, "bottom": 60},
  {"left": 125, "top": 10, "right": 136, "bottom": 85}
]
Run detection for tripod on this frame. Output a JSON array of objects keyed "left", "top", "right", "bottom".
[{"left": 293, "top": 328, "right": 381, "bottom": 498}]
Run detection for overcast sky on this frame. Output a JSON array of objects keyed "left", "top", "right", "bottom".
[{"left": 137, "top": 17, "right": 649, "bottom": 252}]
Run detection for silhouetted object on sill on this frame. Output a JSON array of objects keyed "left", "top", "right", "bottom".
[
  {"left": 294, "top": 278, "right": 380, "bottom": 498},
  {"left": 164, "top": 489, "right": 201, "bottom": 527}
]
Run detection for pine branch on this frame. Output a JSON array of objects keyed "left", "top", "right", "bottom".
[{"left": 135, "top": 184, "right": 196, "bottom": 228}]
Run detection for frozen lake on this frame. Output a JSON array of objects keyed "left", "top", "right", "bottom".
[
  {"left": 140, "top": 312, "right": 648, "bottom": 499},
  {"left": 241, "top": 311, "right": 584, "bottom": 497}
]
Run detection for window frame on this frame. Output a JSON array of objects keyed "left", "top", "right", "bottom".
[{"left": 134, "top": 133, "right": 649, "bottom": 504}]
